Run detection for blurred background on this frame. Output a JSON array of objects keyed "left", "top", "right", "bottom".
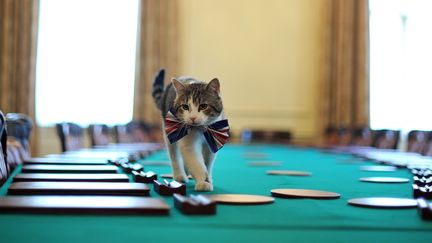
[{"left": 1, "top": 0, "right": 431, "bottom": 156}]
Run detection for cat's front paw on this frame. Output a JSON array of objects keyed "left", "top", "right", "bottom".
[
  {"left": 174, "top": 173, "right": 189, "bottom": 183},
  {"left": 195, "top": 181, "right": 213, "bottom": 191}
]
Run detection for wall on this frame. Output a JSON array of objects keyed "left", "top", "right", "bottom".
[
  {"left": 34, "top": 0, "right": 327, "bottom": 155},
  {"left": 177, "top": 0, "right": 326, "bottom": 142}
]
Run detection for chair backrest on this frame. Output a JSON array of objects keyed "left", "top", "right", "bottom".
[
  {"left": 422, "top": 132, "right": 432, "bottom": 156},
  {"left": 114, "top": 124, "right": 133, "bottom": 143},
  {"left": 337, "top": 127, "right": 352, "bottom": 146},
  {"left": 88, "top": 124, "right": 111, "bottom": 146},
  {"left": 127, "top": 121, "right": 151, "bottom": 143},
  {"left": 4, "top": 113, "right": 32, "bottom": 171},
  {"left": 241, "top": 129, "right": 270, "bottom": 144},
  {"left": 56, "top": 122, "right": 84, "bottom": 152},
  {"left": 6, "top": 137, "right": 28, "bottom": 172},
  {"left": 323, "top": 126, "right": 339, "bottom": 147},
  {"left": 372, "top": 129, "right": 400, "bottom": 149},
  {"left": 114, "top": 121, "right": 152, "bottom": 143},
  {"left": 271, "top": 131, "right": 292, "bottom": 144},
  {"left": 5, "top": 113, "right": 33, "bottom": 152},
  {"left": 241, "top": 129, "right": 292, "bottom": 144},
  {"left": 322, "top": 126, "right": 351, "bottom": 147},
  {"left": 0, "top": 111, "right": 9, "bottom": 186},
  {"left": 148, "top": 124, "right": 163, "bottom": 143},
  {"left": 407, "top": 130, "right": 428, "bottom": 154},
  {"left": 351, "top": 127, "right": 373, "bottom": 146}
]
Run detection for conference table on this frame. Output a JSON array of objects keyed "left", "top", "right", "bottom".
[{"left": 0, "top": 144, "right": 431, "bottom": 242}]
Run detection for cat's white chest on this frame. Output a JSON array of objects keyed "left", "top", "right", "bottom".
[{"left": 178, "top": 127, "right": 206, "bottom": 147}]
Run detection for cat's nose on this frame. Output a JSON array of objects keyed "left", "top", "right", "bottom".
[{"left": 190, "top": 117, "right": 197, "bottom": 122}]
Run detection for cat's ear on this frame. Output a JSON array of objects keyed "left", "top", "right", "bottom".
[
  {"left": 207, "top": 78, "right": 220, "bottom": 94},
  {"left": 172, "top": 78, "right": 185, "bottom": 93}
]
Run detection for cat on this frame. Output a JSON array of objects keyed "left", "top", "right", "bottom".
[{"left": 152, "top": 69, "right": 228, "bottom": 191}]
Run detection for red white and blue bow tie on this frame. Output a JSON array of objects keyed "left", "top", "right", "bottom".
[{"left": 165, "top": 110, "right": 230, "bottom": 153}]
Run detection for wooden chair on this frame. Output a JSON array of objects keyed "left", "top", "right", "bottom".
[
  {"left": 406, "top": 130, "right": 428, "bottom": 154},
  {"left": 323, "top": 126, "right": 339, "bottom": 147},
  {"left": 422, "top": 132, "right": 432, "bottom": 156},
  {"left": 351, "top": 127, "right": 373, "bottom": 146},
  {"left": 272, "top": 131, "right": 293, "bottom": 144},
  {"left": 322, "top": 126, "right": 351, "bottom": 147},
  {"left": 241, "top": 129, "right": 292, "bottom": 144},
  {"left": 372, "top": 129, "right": 400, "bottom": 149},
  {"left": 114, "top": 121, "right": 153, "bottom": 143},
  {"left": 5, "top": 113, "right": 33, "bottom": 170},
  {"left": 5, "top": 113, "right": 33, "bottom": 152},
  {"left": 241, "top": 129, "right": 268, "bottom": 143},
  {"left": 88, "top": 124, "right": 111, "bottom": 147},
  {"left": 337, "top": 127, "right": 352, "bottom": 146},
  {"left": 147, "top": 123, "right": 164, "bottom": 143},
  {"left": 56, "top": 122, "right": 84, "bottom": 152},
  {"left": 0, "top": 111, "right": 9, "bottom": 186},
  {"left": 128, "top": 121, "right": 151, "bottom": 143},
  {"left": 113, "top": 124, "right": 131, "bottom": 143}
]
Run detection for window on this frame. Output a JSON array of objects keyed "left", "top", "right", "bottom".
[
  {"left": 369, "top": 0, "right": 432, "bottom": 131},
  {"left": 35, "top": 0, "right": 139, "bottom": 126}
]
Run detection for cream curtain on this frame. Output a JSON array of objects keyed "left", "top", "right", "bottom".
[
  {"left": 0, "top": 0, "right": 39, "bottom": 153},
  {"left": 320, "top": 0, "right": 370, "bottom": 135},
  {"left": 133, "top": 0, "right": 180, "bottom": 124}
]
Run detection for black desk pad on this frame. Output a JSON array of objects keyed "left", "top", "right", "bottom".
[
  {"left": 21, "top": 165, "right": 118, "bottom": 173},
  {"left": 24, "top": 157, "right": 109, "bottom": 165},
  {"left": 13, "top": 173, "right": 129, "bottom": 182},
  {"left": 8, "top": 182, "right": 149, "bottom": 196},
  {"left": 0, "top": 195, "right": 169, "bottom": 214}
]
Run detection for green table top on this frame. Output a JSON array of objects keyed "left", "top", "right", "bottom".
[{"left": 0, "top": 145, "right": 431, "bottom": 243}]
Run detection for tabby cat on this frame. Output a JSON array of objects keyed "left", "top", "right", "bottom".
[{"left": 152, "top": 69, "right": 228, "bottom": 191}]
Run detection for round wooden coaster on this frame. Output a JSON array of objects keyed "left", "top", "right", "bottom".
[
  {"left": 248, "top": 161, "right": 281, "bottom": 167},
  {"left": 359, "top": 177, "right": 409, "bottom": 183},
  {"left": 271, "top": 189, "right": 340, "bottom": 199},
  {"left": 266, "top": 170, "right": 311, "bottom": 176},
  {"left": 204, "top": 194, "right": 275, "bottom": 205},
  {"left": 160, "top": 174, "right": 193, "bottom": 179},
  {"left": 360, "top": 165, "right": 397, "bottom": 172},
  {"left": 348, "top": 197, "right": 417, "bottom": 208}
]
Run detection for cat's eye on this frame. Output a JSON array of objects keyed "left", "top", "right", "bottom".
[
  {"left": 199, "top": 104, "right": 208, "bottom": 111},
  {"left": 181, "top": 104, "right": 189, "bottom": 111}
]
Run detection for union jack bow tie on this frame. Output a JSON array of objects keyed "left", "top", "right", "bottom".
[{"left": 165, "top": 110, "right": 230, "bottom": 153}]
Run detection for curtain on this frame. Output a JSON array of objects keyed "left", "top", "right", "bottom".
[
  {"left": 320, "top": 0, "right": 370, "bottom": 136},
  {"left": 0, "top": 0, "right": 39, "bottom": 154},
  {"left": 133, "top": 0, "right": 180, "bottom": 125}
]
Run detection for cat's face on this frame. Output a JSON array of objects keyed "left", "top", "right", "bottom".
[{"left": 172, "top": 78, "right": 223, "bottom": 126}]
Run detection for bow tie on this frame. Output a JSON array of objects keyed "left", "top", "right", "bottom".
[{"left": 165, "top": 110, "right": 230, "bottom": 153}]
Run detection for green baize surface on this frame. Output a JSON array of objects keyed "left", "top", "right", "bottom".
[{"left": 0, "top": 145, "right": 431, "bottom": 243}]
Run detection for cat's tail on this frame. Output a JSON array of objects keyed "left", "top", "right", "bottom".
[{"left": 152, "top": 69, "right": 165, "bottom": 111}]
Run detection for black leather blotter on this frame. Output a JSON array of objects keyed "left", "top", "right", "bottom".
[
  {"left": 13, "top": 173, "right": 130, "bottom": 182},
  {"left": 21, "top": 165, "right": 118, "bottom": 173},
  {"left": 0, "top": 196, "right": 169, "bottom": 215},
  {"left": 173, "top": 194, "right": 216, "bottom": 215},
  {"left": 153, "top": 180, "right": 186, "bottom": 196},
  {"left": 24, "top": 157, "right": 109, "bottom": 165},
  {"left": 8, "top": 182, "right": 150, "bottom": 196}
]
